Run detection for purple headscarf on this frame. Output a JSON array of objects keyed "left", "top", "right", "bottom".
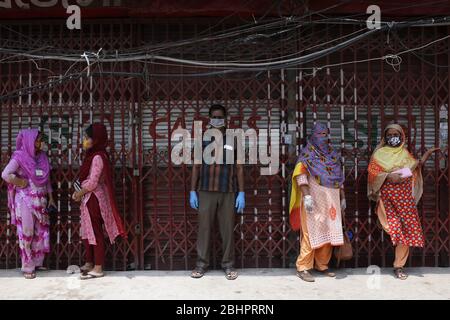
[
  {"left": 11, "top": 129, "right": 50, "bottom": 186},
  {"left": 297, "top": 122, "right": 344, "bottom": 188}
]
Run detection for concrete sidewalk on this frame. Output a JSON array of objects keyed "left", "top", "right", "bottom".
[{"left": 0, "top": 268, "right": 449, "bottom": 300}]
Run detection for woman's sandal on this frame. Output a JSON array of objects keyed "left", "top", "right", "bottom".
[
  {"left": 80, "top": 271, "right": 104, "bottom": 280},
  {"left": 297, "top": 270, "right": 315, "bottom": 282},
  {"left": 23, "top": 272, "right": 36, "bottom": 279},
  {"left": 224, "top": 267, "right": 238, "bottom": 280},
  {"left": 190, "top": 267, "right": 206, "bottom": 279},
  {"left": 80, "top": 263, "right": 94, "bottom": 274},
  {"left": 35, "top": 267, "right": 48, "bottom": 271},
  {"left": 317, "top": 269, "right": 336, "bottom": 277},
  {"left": 394, "top": 268, "right": 408, "bottom": 280}
]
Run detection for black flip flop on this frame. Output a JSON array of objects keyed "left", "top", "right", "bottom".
[
  {"left": 35, "top": 267, "right": 48, "bottom": 271},
  {"left": 80, "top": 271, "right": 104, "bottom": 280},
  {"left": 224, "top": 267, "right": 238, "bottom": 280},
  {"left": 394, "top": 268, "right": 408, "bottom": 280},
  {"left": 23, "top": 272, "right": 36, "bottom": 279},
  {"left": 190, "top": 267, "right": 206, "bottom": 279}
]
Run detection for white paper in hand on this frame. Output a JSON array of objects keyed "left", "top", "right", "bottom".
[{"left": 392, "top": 167, "right": 412, "bottom": 178}]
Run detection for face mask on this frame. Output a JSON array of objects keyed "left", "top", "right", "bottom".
[
  {"left": 39, "top": 142, "right": 47, "bottom": 152},
  {"left": 210, "top": 118, "right": 225, "bottom": 128},
  {"left": 314, "top": 134, "right": 328, "bottom": 144},
  {"left": 82, "top": 139, "right": 91, "bottom": 150},
  {"left": 387, "top": 136, "right": 402, "bottom": 147}
]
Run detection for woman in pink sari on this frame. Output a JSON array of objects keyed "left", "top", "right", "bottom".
[{"left": 1, "top": 129, "right": 55, "bottom": 279}]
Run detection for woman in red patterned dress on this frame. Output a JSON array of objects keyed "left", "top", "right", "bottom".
[{"left": 368, "top": 124, "right": 438, "bottom": 280}]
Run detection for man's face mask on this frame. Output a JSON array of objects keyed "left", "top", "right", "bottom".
[
  {"left": 210, "top": 118, "right": 225, "bottom": 128},
  {"left": 386, "top": 135, "right": 402, "bottom": 147}
]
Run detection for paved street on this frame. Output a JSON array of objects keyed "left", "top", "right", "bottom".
[{"left": 0, "top": 267, "right": 449, "bottom": 300}]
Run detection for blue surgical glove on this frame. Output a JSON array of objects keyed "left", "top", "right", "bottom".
[
  {"left": 189, "top": 191, "right": 199, "bottom": 210},
  {"left": 235, "top": 191, "right": 245, "bottom": 214}
]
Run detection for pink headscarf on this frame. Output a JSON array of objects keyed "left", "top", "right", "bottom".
[{"left": 11, "top": 129, "right": 50, "bottom": 186}]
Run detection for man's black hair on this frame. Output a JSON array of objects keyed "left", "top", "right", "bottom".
[{"left": 209, "top": 104, "right": 227, "bottom": 117}]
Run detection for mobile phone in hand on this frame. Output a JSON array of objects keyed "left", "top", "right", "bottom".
[{"left": 74, "top": 180, "right": 81, "bottom": 192}]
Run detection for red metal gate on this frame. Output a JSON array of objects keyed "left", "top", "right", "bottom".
[{"left": 0, "top": 20, "right": 449, "bottom": 270}]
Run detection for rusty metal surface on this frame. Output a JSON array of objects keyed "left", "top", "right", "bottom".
[{"left": 0, "top": 20, "right": 448, "bottom": 270}]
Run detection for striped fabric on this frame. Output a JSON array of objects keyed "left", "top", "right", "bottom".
[{"left": 197, "top": 138, "right": 237, "bottom": 193}]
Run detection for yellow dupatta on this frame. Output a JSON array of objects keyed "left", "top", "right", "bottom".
[
  {"left": 368, "top": 124, "right": 421, "bottom": 201},
  {"left": 367, "top": 124, "right": 423, "bottom": 232},
  {"left": 289, "top": 162, "right": 308, "bottom": 231},
  {"left": 371, "top": 139, "right": 417, "bottom": 174}
]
